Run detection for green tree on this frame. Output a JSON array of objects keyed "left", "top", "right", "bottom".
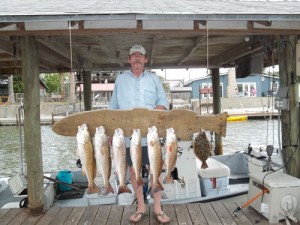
[
  {"left": 13, "top": 75, "right": 23, "bottom": 93},
  {"left": 41, "top": 73, "right": 61, "bottom": 93}
]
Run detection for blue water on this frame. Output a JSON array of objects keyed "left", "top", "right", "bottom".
[{"left": 0, "top": 119, "right": 280, "bottom": 178}]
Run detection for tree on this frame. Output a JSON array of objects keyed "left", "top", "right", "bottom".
[
  {"left": 13, "top": 75, "right": 24, "bottom": 93},
  {"left": 41, "top": 73, "right": 61, "bottom": 93}
]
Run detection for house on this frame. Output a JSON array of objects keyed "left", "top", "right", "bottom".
[
  {"left": 184, "top": 72, "right": 280, "bottom": 100},
  {"left": 78, "top": 83, "right": 114, "bottom": 108}
]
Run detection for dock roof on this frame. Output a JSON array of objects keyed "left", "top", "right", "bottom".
[{"left": 0, "top": 0, "right": 300, "bottom": 75}]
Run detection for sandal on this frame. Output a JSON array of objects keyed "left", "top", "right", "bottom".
[
  {"left": 154, "top": 212, "right": 171, "bottom": 224},
  {"left": 129, "top": 211, "right": 145, "bottom": 223}
]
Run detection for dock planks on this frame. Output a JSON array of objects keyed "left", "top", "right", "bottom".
[{"left": 0, "top": 202, "right": 296, "bottom": 225}]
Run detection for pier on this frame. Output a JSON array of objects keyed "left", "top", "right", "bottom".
[{"left": 0, "top": 202, "right": 295, "bottom": 225}]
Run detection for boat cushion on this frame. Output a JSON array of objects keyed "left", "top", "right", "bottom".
[{"left": 196, "top": 158, "right": 230, "bottom": 178}]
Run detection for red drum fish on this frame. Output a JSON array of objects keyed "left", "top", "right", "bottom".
[
  {"left": 163, "top": 127, "right": 178, "bottom": 184},
  {"left": 112, "top": 128, "right": 132, "bottom": 195},
  {"left": 76, "top": 124, "right": 100, "bottom": 194},
  {"left": 94, "top": 126, "right": 114, "bottom": 194},
  {"left": 193, "top": 129, "right": 211, "bottom": 169},
  {"left": 147, "top": 125, "right": 164, "bottom": 193},
  {"left": 130, "top": 128, "right": 144, "bottom": 187}
]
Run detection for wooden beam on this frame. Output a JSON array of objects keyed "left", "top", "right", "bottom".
[
  {"left": 254, "top": 21, "right": 272, "bottom": 27},
  {"left": 177, "top": 35, "right": 206, "bottom": 66},
  {"left": 1, "top": 27, "right": 300, "bottom": 36},
  {"left": 38, "top": 43, "right": 73, "bottom": 68},
  {"left": 101, "top": 36, "right": 124, "bottom": 67},
  {"left": 150, "top": 36, "right": 158, "bottom": 66},
  {"left": 0, "top": 22, "right": 16, "bottom": 29},
  {"left": 211, "top": 68, "right": 223, "bottom": 155},
  {"left": 37, "top": 37, "right": 79, "bottom": 65},
  {"left": 82, "top": 71, "right": 92, "bottom": 111},
  {"left": 0, "top": 38, "right": 14, "bottom": 55},
  {"left": 21, "top": 36, "right": 44, "bottom": 214},
  {"left": 209, "top": 42, "right": 263, "bottom": 67},
  {"left": 278, "top": 35, "right": 300, "bottom": 178}
]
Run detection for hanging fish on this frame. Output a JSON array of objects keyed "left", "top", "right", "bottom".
[
  {"left": 163, "top": 127, "right": 178, "bottom": 184},
  {"left": 112, "top": 128, "right": 132, "bottom": 195},
  {"left": 130, "top": 128, "right": 143, "bottom": 187},
  {"left": 94, "top": 126, "right": 114, "bottom": 194},
  {"left": 147, "top": 125, "right": 164, "bottom": 193},
  {"left": 193, "top": 129, "right": 211, "bottom": 169},
  {"left": 76, "top": 124, "right": 101, "bottom": 194}
]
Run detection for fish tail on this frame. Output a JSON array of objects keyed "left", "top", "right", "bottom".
[
  {"left": 106, "top": 183, "right": 114, "bottom": 194},
  {"left": 201, "top": 161, "right": 208, "bottom": 169},
  {"left": 163, "top": 174, "right": 174, "bottom": 184},
  {"left": 136, "top": 177, "right": 144, "bottom": 187},
  {"left": 117, "top": 185, "right": 132, "bottom": 195},
  {"left": 153, "top": 182, "right": 164, "bottom": 193}
]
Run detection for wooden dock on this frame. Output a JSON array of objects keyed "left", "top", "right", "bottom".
[{"left": 0, "top": 202, "right": 295, "bottom": 225}]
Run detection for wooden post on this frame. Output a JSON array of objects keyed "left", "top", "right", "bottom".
[
  {"left": 83, "top": 70, "right": 92, "bottom": 111},
  {"left": 21, "top": 36, "right": 44, "bottom": 214},
  {"left": 278, "top": 35, "right": 300, "bottom": 178},
  {"left": 211, "top": 68, "right": 223, "bottom": 155}
]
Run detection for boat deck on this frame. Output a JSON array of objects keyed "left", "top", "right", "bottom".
[{"left": 0, "top": 202, "right": 296, "bottom": 225}]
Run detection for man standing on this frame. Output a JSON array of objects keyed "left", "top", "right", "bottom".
[{"left": 110, "top": 45, "right": 171, "bottom": 224}]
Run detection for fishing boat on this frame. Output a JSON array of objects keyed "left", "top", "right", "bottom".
[
  {"left": 0, "top": 144, "right": 284, "bottom": 209},
  {"left": 0, "top": 109, "right": 283, "bottom": 209}
]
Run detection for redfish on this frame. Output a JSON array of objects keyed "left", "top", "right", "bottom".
[
  {"left": 112, "top": 128, "right": 132, "bottom": 195},
  {"left": 76, "top": 124, "right": 100, "bottom": 194},
  {"left": 163, "top": 127, "right": 178, "bottom": 184},
  {"left": 130, "top": 128, "right": 143, "bottom": 187},
  {"left": 147, "top": 125, "right": 164, "bottom": 193},
  {"left": 94, "top": 126, "right": 114, "bottom": 194}
]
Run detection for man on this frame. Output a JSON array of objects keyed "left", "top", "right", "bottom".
[{"left": 109, "top": 45, "right": 171, "bottom": 224}]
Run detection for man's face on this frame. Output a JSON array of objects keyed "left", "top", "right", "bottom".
[{"left": 128, "top": 52, "right": 147, "bottom": 70}]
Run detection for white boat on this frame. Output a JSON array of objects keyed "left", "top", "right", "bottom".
[{"left": 0, "top": 140, "right": 282, "bottom": 209}]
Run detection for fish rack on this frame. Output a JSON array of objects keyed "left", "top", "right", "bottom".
[{"left": 52, "top": 108, "right": 228, "bottom": 139}]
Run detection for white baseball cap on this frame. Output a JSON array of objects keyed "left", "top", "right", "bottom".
[{"left": 129, "top": 45, "right": 146, "bottom": 55}]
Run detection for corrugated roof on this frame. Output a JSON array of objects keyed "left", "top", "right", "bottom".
[{"left": 1, "top": 0, "right": 300, "bottom": 18}]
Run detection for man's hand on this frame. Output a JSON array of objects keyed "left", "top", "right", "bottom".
[{"left": 154, "top": 105, "right": 166, "bottom": 110}]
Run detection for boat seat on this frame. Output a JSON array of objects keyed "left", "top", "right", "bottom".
[
  {"left": 8, "top": 174, "right": 27, "bottom": 197},
  {"left": 196, "top": 158, "right": 230, "bottom": 178}
]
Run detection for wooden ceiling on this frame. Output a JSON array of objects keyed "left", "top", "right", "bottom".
[{"left": 0, "top": 20, "right": 298, "bottom": 76}]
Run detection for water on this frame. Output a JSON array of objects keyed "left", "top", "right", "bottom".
[
  {"left": 0, "top": 126, "right": 78, "bottom": 178},
  {"left": 0, "top": 120, "right": 280, "bottom": 178}
]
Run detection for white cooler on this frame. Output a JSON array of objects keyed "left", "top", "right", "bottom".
[{"left": 196, "top": 158, "right": 230, "bottom": 197}]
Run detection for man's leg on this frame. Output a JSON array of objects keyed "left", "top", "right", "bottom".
[
  {"left": 129, "top": 166, "right": 146, "bottom": 221},
  {"left": 149, "top": 165, "right": 171, "bottom": 223}
]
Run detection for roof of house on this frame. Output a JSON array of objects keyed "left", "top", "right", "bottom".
[{"left": 79, "top": 83, "right": 114, "bottom": 92}]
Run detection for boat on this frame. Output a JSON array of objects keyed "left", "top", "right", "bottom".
[
  {"left": 227, "top": 115, "right": 248, "bottom": 122},
  {"left": 0, "top": 138, "right": 283, "bottom": 209},
  {"left": 1, "top": 108, "right": 296, "bottom": 225}
]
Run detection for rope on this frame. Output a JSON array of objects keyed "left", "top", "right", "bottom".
[
  {"left": 206, "top": 23, "right": 210, "bottom": 114},
  {"left": 68, "top": 21, "right": 73, "bottom": 74}
]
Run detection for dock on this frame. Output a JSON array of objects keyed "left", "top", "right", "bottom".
[{"left": 0, "top": 202, "right": 295, "bottom": 225}]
